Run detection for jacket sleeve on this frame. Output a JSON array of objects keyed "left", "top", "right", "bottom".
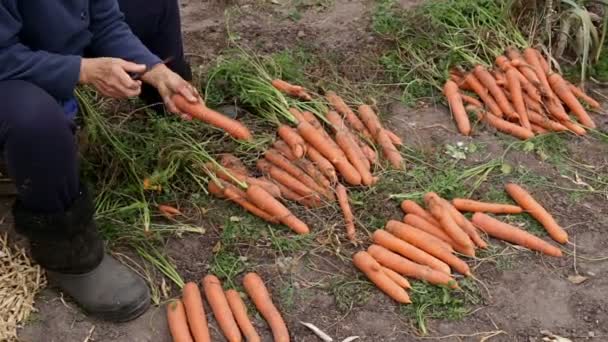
[
  {"left": 88, "top": 0, "right": 161, "bottom": 68},
  {"left": 0, "top": 1, "right": 81, "bottom": 100}
]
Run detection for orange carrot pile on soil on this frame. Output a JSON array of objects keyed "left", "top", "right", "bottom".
[{"left": 445, "top": 47, "right": 601, "bottom": 139}]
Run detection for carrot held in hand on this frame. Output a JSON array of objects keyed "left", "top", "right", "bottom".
[
  {"left": 202, "top": 275, "right": 243, "bottom": 342},
  {"left": 278, "top": 125, "right": 306, "bottom": 159},
  {"left": 352, "top": 251, "right": 412, "bottom": 303},
  {"left": 367, "top": 245, "right": 458, "bottom": 288},
  {"left": 506, "top": 67, "right": 531, "bottom": 130},
  {"left": 505, "top": 183, "right": 568, "bottom": 244},
  {"left": 400, "top": 200, "right": 440, "bottom": 227},
  {"left": 444, "top": 80, "right": 471, "bottom": 135},
  {"left": 183, "top": 282, "right": 211, "bottom": 342},
  {"left": 472, "top": 213, "right": 562, "bottom": 257},
  {"left": 452, "top": 198, "right": 523, "bottom": 214},
  {"left": 246, "top": 185, "right": 310, "bottom": 234},
  {"left": 380, "top": 266, "right": 411, "bottom": 289},
  {"left": 172, "top": 94, "right": 252, "bottom": 141},
  {"left": 225, "top": 290, "right": 261, "bottom": 342},
  {"left": 336, "top": 184, "right": 356, "bottom": 241},
  {"left": 243, "top": 273, "right": 290, "bottom": 342},
  {"left": 373, "top": 230, "right": 451, "bottom": 274},
  {"left": 548, "top": 73, "right": 596, "bottom": 128},
  {"left": 167, "top": 299, "right": 194, "bottom": 342},
  {"left": 272, "top": 79, "right": 312, "bottom": 101}
]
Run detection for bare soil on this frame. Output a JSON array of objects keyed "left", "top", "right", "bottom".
[{"left": 11, "top": 0, "right": 608, "bottom": 341}]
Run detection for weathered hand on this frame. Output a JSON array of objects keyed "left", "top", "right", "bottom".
[
  {"left": 141, "top": 63, "right": 200, "bottom": 119},
  {"left": 79, "top": 58, "right": 145, "bottom": 98}
]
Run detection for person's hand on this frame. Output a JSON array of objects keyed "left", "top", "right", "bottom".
[
  {"left": 79, "top": 58, "right": 145, "bottom": 98},
  {"left": 141, "top": 63, "right": 200, "bottom": 120}
]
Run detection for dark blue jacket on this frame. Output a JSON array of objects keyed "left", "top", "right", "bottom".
[{"left": 0, "top": 0, "right": 161, "bottom": 101}]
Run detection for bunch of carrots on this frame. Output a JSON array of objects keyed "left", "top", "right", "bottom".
[
  {"left": 353, "top": 182, "right": 566, "bottom": 303},
  {"left": 167, "top": 272, "right": 289, "bottom": 342},
  {"left": 446, "top": 47, "right": 602, "bottom": 140},
  {"left": 205, "top": 81, "right": 405, "bottom": 241}
]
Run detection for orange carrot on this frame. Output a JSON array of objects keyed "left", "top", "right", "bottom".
[
  {"left": 464, "top": 73, "right": 504, "bottom": 117},
  {"left": 548, "top": 73, "right": 596, "bottom": 128},
  {"left": 380, "top": 266, "right": 411, "bottom": 289},
  {"left": 403, "top": 214, "right": 456, "bottom": 247},
  {"left": 425, "top": 193, "right": 475, "bottom": 250},
  {"left": 265, "top": 149, "right": 332, "bottom": 199},
  {"left": 207, "top": 163, "right": 281, "bottom": 198},
  {"left": 202, "top": 275, "right": 243, "bottom": 342},
  {"left": 473, "top": 65, "right": 517, "bottom": 117},
  {"left": 257, "top": 159, "right": 318, "bottom": 199},
  {"left": 373, "top": 230, "right": 451, "bottom": 274},
  {"left": 183, "top": 282, "right": 211, "bottom": 342},
  {"left": 528, "top": 111, "right": 568, "bottom": 132},
  {"left": 435, "top": 197, "right": 488, "bottom": 249},
  {"left": 304, "top": 143, "right": 338, "bottom": 183},
  {"left": 326, "top": 91, "right": 372, "bottom": 138},
  {"left": 472, "top": 106, "right": 534, "bottom": 140},
  {"left": 274, "top": 141, "right": 331, "bottom": 188},
  {"left": 400, "top": 200, "right": 441, "bottom": 227},
  {"left": 219, "top": 154, "right": 248, "bottom": 175},
  {"left": 173, "top": 95, "right": 252, "bottom": 141},
  {"left": 353, "top": 251, "right": 412, "bottom": 303},
  {"left": 242, "top": 273, "right": 290, "bottom": 342},
  {"left": 297, "top": 119, "right": 362, "bottom": 185},
  {"left": 505, "top": 183, "right": 568, "bottom": 244},
  {"left": 494, "top": 69, "right": 506, "bottom": 86},
  {"left": 274, "top": 182, "right": 322, "bottom": 208},
  {"left": 506, "top": 67, "right": 531, "bottom": 130},
  {"left": 167, "top": 299, "right": 194, "bottom": 342},
  {"left": 535, "top": 49, "right": 551, "bottom": 74},
  {"left": 531, "top": 124, "right": 548, "bottom": 134},
  {"left": 569, "top": 84, "right": 601, "bottom": 109},
  {"left": 272, "top": 79, "right": 312, "bottom": 101},
  {"left": 385, "top": 129, "right": 403, "bottom": 146},
  {"left": 278, "top": 125, "right": 306, "bottom": 159},
  {"left": 247, "top": 185, "right": 310, "bottom": 234},
  {"left": 336, "top": 184, "right": 356, "bottom": 241},
  {"left": 214, "top": 180, "right": 280, "bottom": 223},
  {"left": 358, "top": 105, "right": 404, "bottom": 169},
  {"left": 472, "top": 213, "right": 562, "bottom": 257},
  {"left": 158, "top": 204, "right": 182, "bottom": 220},
  {"left": 452, "top": 198, "right": 523, "bottom": 214},
  {"left": 523, "top": 48, "right": 555, "bottom": 98},
  {"left": 367, "top": 245, "right": 458, "bottom": 288},
  {"left": 524, "top": 93, "right": 544, "bottom": 113},
  {"left": 461, "top": 94, "right": 482, "bottom": 107},
  {"left": 225, "top": 290, "right": 261, "bottom": 342},
  {"left": 561, "top": 119, "right": 587, "bottom": 136},
  {"left": 360, "top": 141, "right": 379, "bottom": 165},
  {"left": 496, "top": 55, "right": 542, "bottom": 102},
  {"left": 385, "top": 220, "right": 472, "bottom": 276},
  {"left": 444, "top": 80, "right": 472, "bottom": 135}
]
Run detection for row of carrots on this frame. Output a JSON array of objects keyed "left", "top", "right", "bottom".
[
  {"left": 202, "top": 85, "right": 406, "bottom": 240},
  {"left": 352, "top": 183, "right": 567, "bottom": 303},
  {"left": 445, "top": 47, "right": 602, "bottom": 140},
  {"left": 166, "top": 272, "right": 289, "bottom": 342}
]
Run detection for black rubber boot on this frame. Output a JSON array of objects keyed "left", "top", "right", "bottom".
[{"left": 13, "top": 186, "right": 151, "bottom": 322}]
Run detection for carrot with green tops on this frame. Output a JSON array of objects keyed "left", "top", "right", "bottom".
[
  {"left": 367, "top": 245, "right": 458, "bottom": 288},
  {"left": 353, "top": 251, "right": 412, "bottom": 303},
  {"left": 278, "top": 125, "right": 306, "bottom": 159},
  {"left": 444, "top": 80, "right": 471, "bottom": 135},
  {"left": 373, "top": 230, "right": 451, "bottom": 274},
  {"left": 358, "top": 105, "right": 404, "bottom": 169},
  {"left": 464, "top": 73, "right": 504, "bottom": 117},
  {"left": 202, "top": 275, "right": 243, "bottom": 342},
  {"left": 569, "top": 84, "right": 601, "bottom": 109},
  {"left": 471, "top": 106, "right": 534, "bottom": 140},
  {"left": 400, "top": 200, "right": 440, "bottom": 226},
  {"left": 183, "top": 282, "right": 211, "bottom": 342},
  {"left": 452, "top": 198, "right": 523, "bottom": 214},
  {"left": 505, "top": 183, "right": 568, "bottom": 244},
  {"left": 548, "top": 73, "right": 596, "bottom": 128},
  {"left": 425, "top": 193, "right": 475, "bottom": 250},
  {"left": 385, "top": 220, "right": 472, "bottom": 276},
  {"left": 246, "top": 185, "right": 310, "bottom": 234},
  {"left": 473, "top": 65, "right": 517, "bottom": 118},
  {"left": 336, "top": 184, "right": 356, "bottom": 241},
  {"left": 243, "top": 273, "right": 290, "bottom": 342},
  {"left": 380, "top": 266, "right": 411, "bottom": 289},
  {"left": 167, "top": 299, "right": 194, "bottom": 342},
  {"left": 326, "top": 91, "right": 372, "bottom": 138},
  {"left": 158, "top": 204, "right": 182, "bottom": 220},
  {"left": 265, "top": 149, "right": 332, "bottom": 199},
  {"left": 225, "top": 290, "right": 261, "bottom": 342},
  {"left": 472, "top": 213, "right": 563, "bottom": 257},
  {"left": 271, "top": 79, "right": 312, "bottom": 101},
  {"left": 172, "top": 94, "right": 252, "bottom": 141},
  {"left": 506, "top": 67, "right": 531, "bottom": 130}
]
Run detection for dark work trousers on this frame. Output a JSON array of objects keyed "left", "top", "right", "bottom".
[{"left": 0, "top": 0, "right": 189, "bottom": 215}]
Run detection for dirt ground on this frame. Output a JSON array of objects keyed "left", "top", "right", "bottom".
[{"left": 10, "top": 0, "right": 608, "bottom": 341}]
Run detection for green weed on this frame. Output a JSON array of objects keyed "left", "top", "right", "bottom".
[{"left": 330, "top": 278, "right": 375, "bottom": 312}]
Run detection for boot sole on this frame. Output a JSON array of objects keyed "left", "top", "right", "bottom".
[{"left": 90, "top": 295, "right": 151, "bottom": 323}]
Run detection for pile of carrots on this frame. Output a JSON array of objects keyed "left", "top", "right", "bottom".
[
  {"left": 167, "top": 272, "right": 289, "bottom": 342},
  {"left": 206, "top": 82, "right": 405, "bottom": 241},
  {"left": 353, "top": 182, "right": 567, "bottom": 303},
  {"left": 446, "top": 47, "right": 602, "bottom": 140}
]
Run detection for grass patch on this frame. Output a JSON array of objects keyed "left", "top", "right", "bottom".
[{"left": 330, "top": 277, "right": 375, "bottom": 312}]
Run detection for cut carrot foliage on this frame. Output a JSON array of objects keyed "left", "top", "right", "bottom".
[
  {"left": 243, "top": 273, "right": 290, "bottom": 342},
  {"left": 452, "top": 198, "right": 523, "bottom": 214},
  {"left": 225, "top": 290, "right": 261, "bottom": 342},
  {"left": 202, "top": 275, "right": 243, "bottom": 342},
  {"left": 472, "top": 213, "right": 562, "bottom": 257},
  {"left": 172, "top": 95, "right": 252, "bottom": 141},
  {"left": 167, "top": 299, "right": 194, "bottom": 342},
  {"left": 444, "top": 80, "right": 471, "bottom": 135},
  {"left": 182, "top": 282, "right": 211, "bottom": 342},
  {"left": 246, "top": 185, "right": 310, "bottom": 234},
  {"left": 352, "top": 251, "right": 412, "bottom": 303},
  {"left": 336, "top": 184, "right": 356, "bottom": 241},
  {"left": 505, "top": 183, "right": 568, "bottom": 244}
]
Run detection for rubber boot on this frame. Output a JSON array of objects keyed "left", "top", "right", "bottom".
[{"left": 13, "top": 186, "right": 150, "bottom": 322}]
